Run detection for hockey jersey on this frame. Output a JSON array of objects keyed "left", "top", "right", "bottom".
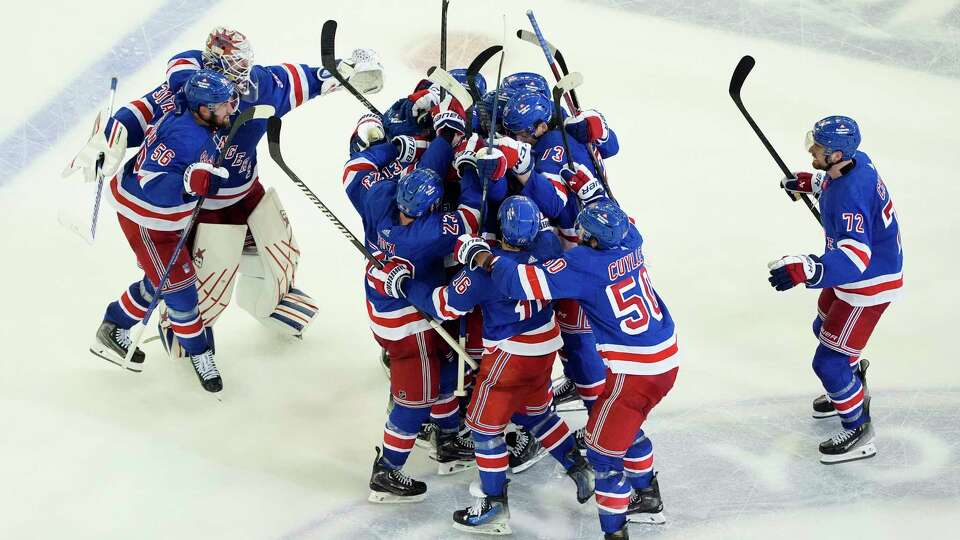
[
  {"left": 489, "top": 205, "right": 679, "bottom": 376},
  {"left": 404, "top": 241, "right": 565, "bottom": 356},
  {"left": 107, "top": 96, "right": 221, "bottom": 231},
  {"left": 107, "top": 50, "right": 341, "bottom": 212},
  {"left": 347, "top": 136, "right": 483, "bottom": 340},
  {"left": 812, "top": 151, "right": 903, "bottom": 306}
]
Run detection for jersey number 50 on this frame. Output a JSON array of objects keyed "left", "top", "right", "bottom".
[{"left": 605, "top": 267, "right": 662, "bottom": 335}]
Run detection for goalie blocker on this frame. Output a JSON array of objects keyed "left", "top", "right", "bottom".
[{"left": 160, "top": 186, "right": 318, "bottom": 357}]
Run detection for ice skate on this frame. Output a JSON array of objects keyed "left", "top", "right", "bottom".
[
  {"left": 506, "top": 428, "right": 548, "bottom": 473},
  {"left": 189, "top": 348, "right": 223, "bottom": 393},
  {"left": 552, "top": 376, "right": 583, "bottom": 412},
  {"left": 368, "top": 447, "right": 427, "bottom": 503},
  {"left": 432, "top": 431, "right": 476, "bottom": 475},
  {"left": 626, "top": 472, "right": 666, "bottom": 524},
  {"left": 90, "top": 321, "right": 145, "bottom": 372},
  {"left": 415, "top": 421, "right": 439, "bottom": 449},
  {"left": 452, "top": 481, "right": 511, "bottom": 535},
  {"left": 565, "top": 447, "right": 595, "bottom": 504},
  {"left": 574, "top": 426, "right": 588, "bottom": 455},
  {"left": 812, "top": 358, "right": 869, "bottom": 418},
  {"left": 819, "top": 421, "right": 877, "bottom": 464},
  {"left": 604, "top": 525, "right": 630, "bottom": 539}
]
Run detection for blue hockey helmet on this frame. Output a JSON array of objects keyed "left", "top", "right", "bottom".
[
  {"left": 384, "top": 97, "right": 429, "bottom": 137},
  {"left": 502, "top": 72, "right": 550, "bottom": 99},
  {"left": 498, "top": 196, "right": 543, "bottom": 248},
  {"left": 575, "top": 200, "right": 629, "bottom": 249},
  {"left": 807, "top": 115, "right": 861, "bottom": 160},
  {"left": 396, "top": 168, "right": 443, "bottom": 218},
  {"left": 449, "top": 68, "right": 487, "bottom": 97},
  {"left": 184, "top": 69, "right": 237, "bottom": 113},
  {"left": 502, "top": 91, "right": 553, "bottom": 135}
]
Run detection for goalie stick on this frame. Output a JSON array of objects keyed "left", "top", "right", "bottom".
[
  {"left": 122, "top": 105, "right": 277, "bottom": 368},
  {"left": 729, "top": 55, "right": 821, "bottom": 224},
  {"left": 265, "top": 116, "right": 479, "bottom": 372},
  {"left": 320, "top": 20, "right": 384, "bottom": 118}
]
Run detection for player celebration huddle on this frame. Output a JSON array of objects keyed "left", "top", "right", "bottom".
[{"left": 64, "top": 6, "right": 902, "bottom": 540}]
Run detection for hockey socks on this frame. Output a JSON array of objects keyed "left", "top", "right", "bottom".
[
  {"left": 105, "top": 280, "right": 151, "bottom": 328},
  {"left": 812, "top": 345, "right": 868, "bottom": 429},
  {"left": 472, "top": 432, "right": 509, "bottom": 496},
  {"left": 589, "top": 449, "right": 631, "bottom": 534},
  {"left": 624, "top": 431, "right": 654, "bottom": 490},
  {"left": 381, "top": 404, "right": 431, "bottom": 470}
]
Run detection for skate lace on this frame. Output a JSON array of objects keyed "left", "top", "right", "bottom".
[
  {"left": 114, "top": 327, "right": 133, "bottom": 349},
  {"left": 389, "top": 469, "right": 414, "bottom": 486},
  {"left": 831, "top": 428, "right": 857, "bottom": 445},
  {"left": 192, "top": 351, "right": 220, "bottom": 380},
  {"left": 512, "top": 430, "right": 529, "bottom": 455},
  {"left": 468, "top": 496, "right": 489, "bottom": 516}
]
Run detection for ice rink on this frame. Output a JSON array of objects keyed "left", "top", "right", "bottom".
[{"left": 1, "top": 0, "right": 958, "bottom": 538}]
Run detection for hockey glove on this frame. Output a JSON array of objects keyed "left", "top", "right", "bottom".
[
  {"left": 407, "top": 87, "right": 440, "bottom": 123},
  {"left": 454, "top": 133, "right": 484, "bottom": 178},
  {"left": 354, "top": 113, "right": 385, "bottom": 150},
  {"left": 494, "top": 136, "right": 534, "bottom": 176},
  {"left": 476, "top": 147, "right": 508, "bottom": 183},
  {"left": 431, "top": 94, "right": 467, "bottom": 141},
  {"left": 366, "top": 260, "right": 411, "bottom": 299},
  {"left": 455, "top": 234, "right": 492, "bottom": 271},
  {"left": 560, "top": 163, "right": 605, "bottom": 204},
  {"left": 392, "top": 135, "right": 419, "bottom": 166},
  {"left": 333, "top": 48, "right": 384, "bottom": 94},
  {"left": 781, "top": 171, "right": 826, "bottom": 196},
  {"left": 183, "top": 162, "right": 229, "bottom": 197},
  {"left": 62, "top": 113, "right": 128, "bottom": 183},
  {"left": 563, "top": 109, "right": 608, "bottom": 145},
  {"left": 767, "top": 254, "right": 824, "bottom": 291}
]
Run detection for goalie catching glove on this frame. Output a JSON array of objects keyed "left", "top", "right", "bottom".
[{"left": 330, "top": 48, "right": 383, "bottom": 94}]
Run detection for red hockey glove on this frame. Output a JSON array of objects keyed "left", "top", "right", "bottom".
[
  {"left": 183, "top": 162, "right": 229, "bottom": 197},
  {"left": 563, "top": 109, "right": 608, "bottom": 144},
  {"left": 366, "top": 260, "right": 411, "bottom": 299},
  {"left": 767, "top": 254, "right": 824, "bottom": 291},
  {"left": 560, "top": 163, "right": 605, "bottom": 204},
  {"left": 781, "top": 171, "right": 826, "bottom": 196}
]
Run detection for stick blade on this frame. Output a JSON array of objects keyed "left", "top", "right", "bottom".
[
  {"left": 516, "top": 29, "right": 556, "bottom": 55},
  {"left": 729, "top": 55, "right": 755, "bottom": 99},
  {"left": 321, "top": 20, "right": 338, "bottom": 71},
  {"left": 266, "top": 116, "right": 282, "bottom": 146},
  {"left": 554, "top": 72, "right": 583, "bottom": 93},
  {"left": 427, "top": 67, "right": 474, "bottom": 108}
]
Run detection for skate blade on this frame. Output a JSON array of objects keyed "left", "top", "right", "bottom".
[
  {"left": 554, "top": 402, "right": 587, "bottom": 413},
  {"left": 415, "top": 437, "right": 436, "bottom": 450},
  {"left": 812, "top": 410, "right": 838, "bottom": 419},
  {"left": 89, "top": 347, "right": 143, "bottom": 372},
  {"left": 368, "top": 490, "right": 426, "bottom": 504},
  {"left": 452, "top": 521, "right": 512, "bottom": 535},
  {"left": 820, "top": 442, "right": 877, "bottom": 464},
  {"left": 627, "top": 511, "right": 666, "bottom": 525},
  {"left": 510, "top": 448, "right": 549, "bottom": 474},
  {"left": 437, "top": 460, "right": 476, "bottom": 476}
]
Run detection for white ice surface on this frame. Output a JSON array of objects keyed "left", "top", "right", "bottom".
[{"left": 1, "top": 1, "right": 958, "bottom": 539}]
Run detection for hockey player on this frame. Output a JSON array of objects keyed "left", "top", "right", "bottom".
[
  {"left": 367, "top": 195, "right": 594, "bottom": 535},
  {"left": 343, "top": 93, "right": 483, "bottom": 502},
  {"left": 455, "top": 171, "right": 678, "bottom": 539},
  {"left": 767, "top": 116, "right": 902, "bottom": 464},
  {"left": 70, "top": 27, "right": 382, "bottom": 349},
  {"left": 90, "top": 70, "right": 238, "bottom": 392}
]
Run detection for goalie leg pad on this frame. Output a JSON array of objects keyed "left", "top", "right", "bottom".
[{"left": 236, "top": 187, "right": 319, "bottom": 337}]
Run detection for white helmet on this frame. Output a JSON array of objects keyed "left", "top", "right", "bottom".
[{"left": 203, "top": 27, "right": 256, "bottom": 100}]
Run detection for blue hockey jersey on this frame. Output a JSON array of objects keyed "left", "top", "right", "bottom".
[
  {"left": 404, "top": 242, "right": 564, "bottom": 356},
  {"left": 107, "top": 96, "right": 221, "bottom": 231},
  {"left": 812, "top": 151, "right": 903, "bottom": 306},
  {"left": 348, "top": 136, "right": 483, "bottom": 340},
  {"left": 488, "top": 206, "right": 679, "bottom": 376}
]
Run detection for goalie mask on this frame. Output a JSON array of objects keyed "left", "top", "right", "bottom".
[{"left": 204, "top": 27, "right": 258, "bottom": 102}]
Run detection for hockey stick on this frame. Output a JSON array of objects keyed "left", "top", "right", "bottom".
[
  {"left": 729, "top": 55, "right": 821, "bottom": 224},
  {"left": 466, "top": 45, "right": 503, "bottom": 136},
  {"left": 320, "top": 20, "right": 384, "bottom": 118},
  {"left": 523, "top": 11, "right": 615, "bottom": 203},
  {"left": 90, "top": 77, "right": 119, "bottom": 242},
  {"left": 552, "top": 73, "right": 584, "bottom": 172},
  {"left": 515, "top": 30, "right": 578, "bottom": 109},
  {"left": 440, "top": 0, "right": 449, "bottom": 101},
  {"left": 265, "top": 116, "right": 479, "bottom": 371},
  {"left": 122, "top": 105, "right": 276, "bottom": 368},
  {"left": 426, "top": 67, "right": 474, "bottom": 109}
]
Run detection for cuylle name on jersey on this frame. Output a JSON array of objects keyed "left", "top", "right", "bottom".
[{"left": 608, "top": 246, "right": 645, "bottom": 281}]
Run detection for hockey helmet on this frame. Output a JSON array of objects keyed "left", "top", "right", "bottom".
[
  {"left": 184, "top": 69, "right": 238, "bottom": 113},
  {"left": 498, "top": 196, "right": 543, "bottom": 248},
  {"left": 502, "top": 91, "right": 553, "bottom": 135},
  {"left": 575, "top": 200, "right": 629, "bottom": 249},
  {"left": 396, "top": 168, "right": 443, "bottom": 218},
  {"left": 203, "top": 27, "right": 256, "bottom": 100},
  {"left": 806, "top": 115, "right": 861, "bottom": 160}
]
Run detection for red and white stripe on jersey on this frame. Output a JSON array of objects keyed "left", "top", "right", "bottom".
[
  {"left": 596, "top": 331, "right": 680, "bottom": 376},
  {"left": 575, "top": 379, "right": 605, "bottom": 402},
  {"left": 280, "top": 63, "right": 310, "bottom": 110},
  {"left": 624, "top": 450, "right": 653, "bottom": 476},
  {"left": 457, "top": 205, "right": 481, "bottom": 235},
  {"left": 595, "top": 490, "right": 631, "bottom": 515},
  {"left": 119, "top": 289, "right": 147, "bottom": 321},
  {"left": 169, "top": 314, "right": 204, "bottom": 339},
  {"left": 108, "top": 175, "right": 196, "bottom": 231},
  {"left": 342, "top": 156, "right": 378, "bottom": 187},
  {"left": 482, "top": 317, "right": 563, "bottom": 356},
  {"left": 834, "top": 271, "right": 902, "bottom": 306},
  {"left": 432, "top": 286, "right": 469, "bottom": 320},
  {"left": 201, "top": 173, "right": 260, "bottom": 210},
  {"left": 123, "top": 98, "right": 156, "bottom": 134},
  {"left": 383, "top": 426, "right": 418, "bottom": 454},
  {"left": 366, "top": 301, "right": 431, "bottom": 340},
  {"left": 476, "top": 450, "right": 509, "bottom": 473},
  {"left": 535, "top": 417, "right": 572, "bottom": 452},
  {"left": 837, "top": 238, "right": 872, "bottom": 273},
  {"left": 541, "top": 171, "right": 569, "bottom": 207},
  {"left": 430, "top": 394, "right": 459, "bottom": 420},
  {"left": 517, "top": 264, "right": 553, "bottom": 301},
  {"left": 166, "top": 57, "right": 200, "bottom": 84},
  {"left": 830, "top": 385, "right": 865, "bottom": 415}
]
